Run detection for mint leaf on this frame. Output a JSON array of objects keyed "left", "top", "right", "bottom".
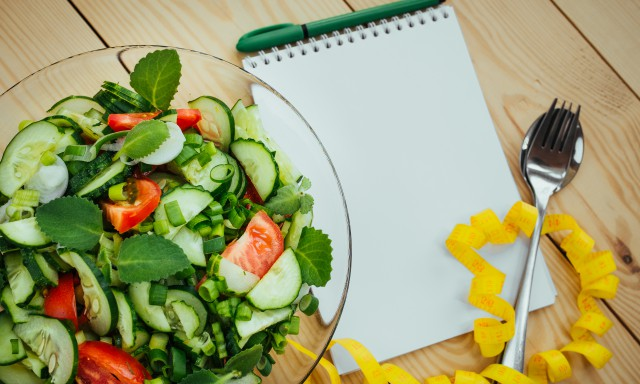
[
  {"left": 294, "top": 227, "right": 333, "bottom": 287},
  {"left": 299, "top": 177, "right": 311, "bottom": 191},
  {"left": 120, "top": 120, "right": 169, "bottom": 159},
  {"left": 35, "top": 196, "right": 102, "bottom": 251},
  {"left": 224, "top": 345, "right": 263, "bottom": 376},
  {"left": 179, "top": 371, "right": 228, "bottom": 384},
  {"left": 117, "top": 234, "right": 191, "bottom": 283},
  {"left": 299, "top": 194, "right": 314, "bottom": 214},
  {"left": 265, "top": 185, "right": 300, "bottom": 215},
  {"left": 130, "top": 49, "right": 181, "bottom": 110}
]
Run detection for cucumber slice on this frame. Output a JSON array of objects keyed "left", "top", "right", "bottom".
[
  {"left": 235, "top": 306, "right": 292, "bottom": 339},
  {"left": 153, "top": 185, "right": 214, "bottom": 240},
  {"left": 13, "top": 315, "right": 78, "bottom": 384},
  {"left": 176, "top": 149, "right": 231, "bottom": 195},
  {"left": 4, "top": 253, "right": 35, "bottom": 306},
  {"left": 112, "top": 289, "right": 136, "bottom": 350},
  {"left": 225, "top": 153, "right": 247, "bottom": 199},
  {"left": 0, "top": 217, "right": 51, "bottom": 248},
  {"left": 172, "top": 227, "right": 206, "bottom": 267},
  {"left": 100, "top": 81, "right": 154, "bottom": 111},
  {"left": 165, "top": 288, "right": 208, "bottom": 337},
  {"left": 22, "top": 249, "right": 59, "bottom": 287},
  {"left": 0, "top": 362, "right": 45, "bottom": 384},
  {"left": 0, "top": 120, "right": 64, "bottom": 197},
  {"left": 59, "top": 252, "right": 118, "bottom": 336},
  {"left": 129, "top": 282, "right": 172, "bottom": 332},
  {"left": 246, "top": 248, "right": 302, "bottom": 310},
  {"left": 230, "top": 138, "right": 279, "bottom": 201},
  {"left": 210, "top": 256, "right": 259, "bottom": 296},
  {"left": 284, "top": 210, "right": 313, "bottom": 250},
  {"left": 0, "top": 312, "right": 26, "bottom": 366},
  {"left": 188, "top": 96, "right": 235, "bottom": 152},
  {"left": 54, "top": 127, "right": 83, "bottom": 154},
  {"left": 169, "top": 300, "right": 199, "bottom": 339},
  {"left": 75, "top": 159, "right": 133, "bottom": 199},
  {"left": 0, "top": 287, "right": 30, "bottom": 324},
  {"left": 48, "top": 95, "right": 105, "bottom": 115}
]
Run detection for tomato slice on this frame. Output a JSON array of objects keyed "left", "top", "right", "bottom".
[
  {"left": 243, "top": 177, "right": 264, "bottom": 205},
  {"left": 222, "top": 210, "right": 284, "bottom": 278},
  {"left": 107, "top": 112, "right": 159, "bottom": 131},
  {"left": 103, "top": 178, "right": 161, "bottom": 233},
  {"left": 44, "top": 272, "right": 78, "bottom": 329},
  {"left": 78, "top": 341, "right": 151, "bottom": 384},
  {"left": 176, "top": 108, "right": 202, "bottom": 129}
]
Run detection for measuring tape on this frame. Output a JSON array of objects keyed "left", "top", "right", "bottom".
[{"left": 291, "top": 201, "right": 619, "bottom": 384}]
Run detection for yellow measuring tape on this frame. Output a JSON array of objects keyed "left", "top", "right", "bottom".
[{"left": 291, "top": 201, "right": 618, "bottom": 384}]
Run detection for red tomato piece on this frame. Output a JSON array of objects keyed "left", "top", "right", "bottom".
[
  {"left": 44, "top": 272, "right": 78, "bottom": 330},
  {"left": 243, "top": 177, "right": 264, "bottom": 205},
  {"left": 78, "top": 341, "right": 151, "bottom": 384},
  {"left": 107, "top": 112, "right": 159, "bottom": 131},
  {"left": 103, "top": 178, "right": 161, "bottom": 233},
  {"left": 76, "top": 356, "right": 121, "bottom": 384},
  {"left": 176, "top": 108, "right": 202, "bottom": 130},
  {"left": 222, "top": 210, "right": 284, "bottom": 278}
]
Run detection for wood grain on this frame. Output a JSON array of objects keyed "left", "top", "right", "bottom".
[
  {"left": 0, "top": 0, "right": 104, "bottom": 93},
  {"left": 554, "top": 0, "right": 640, "bottom": 97}
]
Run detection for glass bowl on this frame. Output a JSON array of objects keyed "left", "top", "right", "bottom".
[{"left": 0, "top": 46, "right": 351, "bottom": 383}]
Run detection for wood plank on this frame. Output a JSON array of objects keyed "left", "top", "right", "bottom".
[
  {"left": 554, "top": 0, "right": 640, "bottom": 97},
  {"left": 71, "top": 0, "right": 352, "bottom": 67},
  {"left": 0, "top": 0, "right": 104, "bottom": 93}
]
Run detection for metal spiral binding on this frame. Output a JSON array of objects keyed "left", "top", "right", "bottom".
[{"left": 245, "top": 6, "right": 450, "bottom": 68}]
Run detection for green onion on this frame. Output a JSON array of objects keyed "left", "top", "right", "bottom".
[
  {"left": 257, "top": 354, "right": 273, "bottom": 376},
  {"left": 227, "top": 207, "right": 246, "bottom": 229},
  {"left": 170, "top": 347, "right": 187, "bottom": 382},
  {"left": 215, "top": 278, "right": 228, "bottom": 294},
  {"left": 209, "top": 214, "right": 224, "bottom": 227},
  {"left": 211, "top": 222, "right": 225, "bottom": 238},
  {"left": 183, "top": 133, "right": 203, "bottom": 147},
  {"left": 137, "top": 217, "right": 154, "bottom": 233},
  {"left": 204, "top": 201, "right": 223, "bottom": 217},
  {"left": 216, "top": 300, "right": 232, "bottom": 319},
  {"left": 198, "top": 279, "right": 220, "bottom": 302},
  {"left": 243, "top": 331, "right": 267, "bottom": 350},
  {"left": 144, "top": 378, "right": 168, "bottom": 384},
  {"left": 235, "top": 301, "right": 252, "bottom": 321},
  {"left": 210, "top": 164, "right": 234, "bottom": 183},
  {"left": 272, "top": 332, "right": 287, "bottom": 354},
  {"left": 203, "top": 236, "right": 226, "bottom": 254},
  {"left": 173, "top": 145, "right": 198, "bottom": 166},
  {"left": 299, "top": 293, "right": 320, "bottom": 316},
  {"left": 201, "top": 141, "right": 217, "bottom": 156},
  {"left": 196, "top": 151, "right": 212, "bottom": 167},
  {"left": 148, "top": 283, "right": 168, "bottom": 306},
  {"left": 186, "top": 214, "right": 209, "bottom": 230},
  {"left": 63, "top": 144, "right": 90, "bottom": 158},
  {"left": 164, "top": 200, "right": 186, "bottom": 226},
  {"left": 10, "top": 339, "right": 20, "bottom": 354},
  {"left": 18, "top": 119, "right": 33, "bottom": 130},
  {"left": 108, "top": 182, "right": 128, "bottom": 201},
  {"left": 149, "top": 348, "right": 169, "bottom": 373},
  {"left": 206, "top": 254, "right": 222, "bottom": 276},
  {"left": 211, "top": 322, "right": 227, "bottom": 359},
  {"left": 198, "top": 333, "right": 216, "bottom": 357},
  {"left": 153, "top": 219, "right": 170, "bottom": 236},
  {"left": 40, "top": 151, "right": 57, "bottom": 166},
  {"left": 287, "top": 316, "right": 301, "bottom": 335},
  {"left": 13, "top": 189, "right": 40, "bottom": 207}
]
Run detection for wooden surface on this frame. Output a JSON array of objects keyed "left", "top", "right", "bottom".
[{"left": 1, "top": 0, "right": 639, "bottom": 383}]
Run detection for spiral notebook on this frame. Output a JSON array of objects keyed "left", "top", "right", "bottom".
[{"left": 242, "top": 5, "right": 557, "bottom": 373}]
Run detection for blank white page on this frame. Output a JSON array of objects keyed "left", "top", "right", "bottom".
[{"left": 243, "top": 5, "right": 556, "bottom": 373}]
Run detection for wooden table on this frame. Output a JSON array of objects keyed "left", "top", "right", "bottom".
[{"left": 1, "top": 1, "right": 639, "bottom": 383}]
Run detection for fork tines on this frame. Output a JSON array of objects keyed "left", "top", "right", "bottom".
[{"left": 540, "top": 98, "right": 581, "bottom": 151}]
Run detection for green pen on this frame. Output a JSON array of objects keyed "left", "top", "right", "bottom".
[{"left": 236, "top": 0, "right": 445, "bottom": 52}]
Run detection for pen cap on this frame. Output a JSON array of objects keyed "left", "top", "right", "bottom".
[{"left": 237, "top": 23, "right": 305, "bottom": 52}]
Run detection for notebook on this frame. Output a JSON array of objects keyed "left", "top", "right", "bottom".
[{"left": 242, "top": 5, "right": 557, "bottom": 373}]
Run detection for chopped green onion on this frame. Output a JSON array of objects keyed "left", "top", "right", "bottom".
[
  {"left": 214, "top": 278, "right": 228, "bottom": 294},
  {"left": 63, "top": 144, "right": 90, "bottom": 158},
  {"left": 227, "top": 207, "right": 246, "bottom": 229},
  {"left": 198, "top": 279, "right": 220, "bottom": 302},
  {"left": 18, "top": 120, "right": 33, "bottom": 130},
  {"left": 209, "top": 214, "right": 224, "bottom": 227},
  {"left": 148, "top": 283, "right": 168, "bottom": 306},
  {"left": 150, "top": 332, "right": 170, "bottom": 351},
  {"left": 196, "top": 151, "right": 212, "bottom": 167},
  {"left": 211, "top": 322, "right": 227, "bottom": 359},
  {"left": 286, "top": 316, "right": 300, "bottom": 335},
  {"left": 201, "top": 141, "right": 217, "bottom": 156},
  {"left": 206, "top": 254, "right": 222, "bottom": 276},
  {"left": 164, "top": 200, "right": 186, "bottom": 226},
  {"left": 299, "top": 293, "right": 320, "bottom": 316},
  {"left": 184, "top": 133, "right": 204, "bottom": 147},
  {"left": 153, "top": 219, "right": 170, "bottom": 236},
  {"left": 13, "top": 189, "right": 40, "bottom": 207},
  {"left": 173, "top": 145, "right": 198, "bottom": 166},
  {"left": 10, "top": 339, "right": 20, "bottom": 354},
  {"left": 196, "top": 224, "right": 213, "bottom": 237},
  {"left": 210, "top": 164, "right": 234, "bottom": 183},
  {"left": 204, "top": 201, "right": 223, "bottom": 217},
  {"left": 137, "top": 217, "right": 154, "bottom": 233},
  {"left": 40, "top": 151, "right": 57, "bottom": 166},
  {"left": 144, "top": 377, "right": 168, "bottom": 384},
  {"left": 257, "top": 354, "right": 273, "bottom": 376},
  {"left": 149, "top": 348, "right": 169, "bottom": 373},
  {"left": 272, "top": 332, "right": 287, "bottom": 354},
  {"left": 243, "top": 331, "right": 267, "bottom": 350},
  {"left": 203, "top": 236, "right": 226, "bottom": 254},
  {"left": 211, "top": 222, "right": 225, "bottom": 238},
  {"left": 170, "top": 347, "right": 187, "bottom": 382},
  {"left": 216, "top": 300, "right": 232, "bottom": 319},
  {"left": 186, "top": 214, "right": 209, "bottom": 230},
  {"left": 236, "top": 301, "right": 252, "bottom": 321},
  {"left": 108, "top": 182, "right": 128, "bottom": 201}
]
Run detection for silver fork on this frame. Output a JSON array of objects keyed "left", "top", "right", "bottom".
[{"left": 499, "top": 99, "right": 582, "bottom": 372}]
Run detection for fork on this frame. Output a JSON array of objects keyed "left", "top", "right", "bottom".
[{"left": 499, "top": 99, "right": 581, "bottom": 372}]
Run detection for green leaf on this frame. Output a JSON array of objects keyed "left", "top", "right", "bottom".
[
  {"left": 117, "top": 234, "right": 191, "bottom": 283},
  {"left": 178, "top": 370, "right": 231, "bottom": 384},
  {"left": 299, "top": 177, "right": 311, "bottom": 191},
  {"left": 294, "top": 227, "right": 333, "bottom": 287},
  {"left": 120, "top": 120, "right": 169, "bottom": 159},
  {"left": 299, "top": 194, "right": 314, "bottom": 214},
  {"left": 35, "top": 196, "right": 103, "bottom": 251},
  {"left": 264, "top": 185, "right": 300, "bottom": 215},
  {"left": 223, "top": 345, "right": 263, "bottom": 376},
  {"left": 130, "top": 49, "right": 182, "bottom": 110}
]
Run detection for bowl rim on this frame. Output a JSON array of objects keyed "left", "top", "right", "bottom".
[{"left": 1, "top": 44, "right": 352, "bottom": 382}]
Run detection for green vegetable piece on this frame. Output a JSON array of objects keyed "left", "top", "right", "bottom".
[
  {"left": 265, "top": 177, "right": 314, "bottom": 215},
  {"left": 223, "top": 344, "right": 264, "bottom": 377},
  {"left": 130, "top": 49, "right": 182, "bottom": 110},
  {"left": 178, "top": 370, "right": 226, "bottom": 384},
  {"left": 117, "top": 234, "right": 191, "bottom": 283},
  {"left": 294, "top": 226, "right": 333, "bottom": 287},
  {"left": 35, "top": 196, "right": 103, "bottom": 251},
  {"left": 119, "top": 120, "right": 170, "bottom": 160}
]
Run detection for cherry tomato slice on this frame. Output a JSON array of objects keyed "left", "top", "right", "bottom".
[
  {"left": 44, "top": 272, "right": 78, "bottom": 329},
  {"left": 107, "top": 112, "right": 159, "bottom": 131},
  {"left": 78, "top": 341, "right": 151, "bottom": 384},
  {"left": 103, "top": 178, "right": 161, "bottom": 233},
  {"left": 176, "top": 108, "right": 202, "bottom": 130},
  {"left": 222, "top": 210, "right": 284, "bottom": 278}
]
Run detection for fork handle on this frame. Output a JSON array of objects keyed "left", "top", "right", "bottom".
[{"left": 499, "top": 193, "right": 549, "bottom": 372}]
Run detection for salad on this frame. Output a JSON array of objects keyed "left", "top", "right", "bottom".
[{"left": 0, "top": 49, "right": 332, "bottom": 384}]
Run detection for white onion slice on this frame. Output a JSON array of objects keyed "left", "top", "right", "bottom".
[
  {"left": 139, "top": 122, "right": 186, "bottom": 165},
  {"left": 25, "top": 155, "right": 69, "bottom": 203}
]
